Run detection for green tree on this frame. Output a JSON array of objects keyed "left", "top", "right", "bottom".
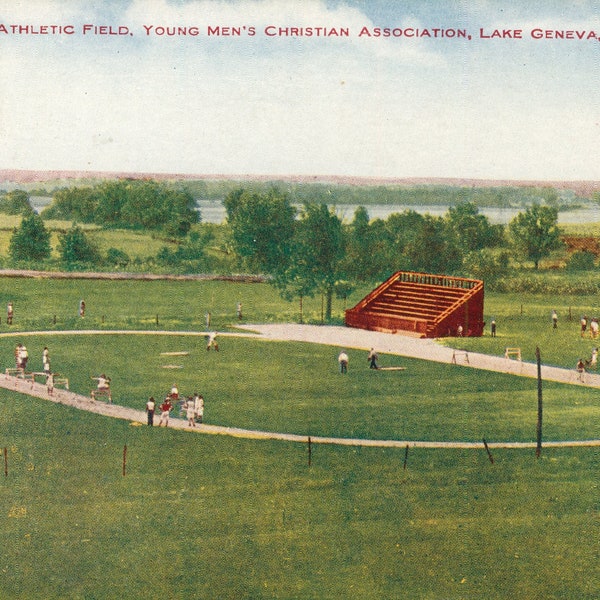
[
  {"left": 508, "top": 204, "right": 563, "bottom": 269},
  {"left": 405, "top": 215, "right": 463, "bottom": 274},
  {"left": 224, "top": 188, "right": 296, "bottom": 273},
  {"left": 445, "top": 202, "right": 504, "bottom": 252},
  {"left": 278, "top": 203, "right": 345, "bottom": 321},
  {"left": 383, "top": 210, "right": 426, "bottom": 272},
  {"left": 43, "top": 180, "right": 199, "bottom": 236},
  {"left": 0, "top": 189, "right": 34, "bottom": 216},
  {"left": 9, "top": 214, "right": 51, "bottom": 261},
  {"left": 58, "top": 224, "right": 100, "bottom": 267},
  {"left": 42, "top": 187, "right": 98, "bottom": 222},
  {"left": 343, "top": 206, "right": 389, "bottom": 282}
]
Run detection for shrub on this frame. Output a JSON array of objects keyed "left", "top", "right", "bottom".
[
  {"left": 105, "top": 247, "right": 130, "bottom": 268},
  {"left": 58, "top": 224, "right": 101, "bottom": 267},
  {"left": 565, "top": 250, "right": 596, "bottom": 271}
]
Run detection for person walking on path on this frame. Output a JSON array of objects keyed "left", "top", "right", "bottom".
[
  {"left": 577, "top": 358, "right": 586, "bottom": 383},
  {"left": 367, "top": 348, "right": 379, "bottom": 369},
  {"left": 159, "top": 397, "right": 172, "bottom": 427},
  {"left": 338, "top": 350, "right": 349, "bottom": 374},
  {"left": 146, "top": 397, "right": 155, "bottom": 426}
]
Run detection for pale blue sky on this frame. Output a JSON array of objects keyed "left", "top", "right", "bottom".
[{"left": 1, "top": 0, "right": 600, "bottom": 180}]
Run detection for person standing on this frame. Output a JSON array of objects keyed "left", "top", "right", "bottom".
[
  {"left": 338, "top": 350, "right": 349, "bottom": 374},
  {"left": 367, "top": 348, "right": 379, "bottom": 369},
  {"left": 236, "top": 301, "right": 243, "bottom": 321},
  {"left": 159, "top": 397, "right": 172, "bottom": 427},
  {"left": 194, "top": 393, "right": 204, "bottom": 424},
  {"left": 18, "top": 345, "right": 29, "bottom": 370},
  {"left": 186, "top": 397, "right": 196, "bottom": 427},
  {"left": 591, "top": 318, "right": 599, "bottom": 339},
  {"left": 79, "top": 299, "right": 86, "bottom": 318},
  {"left": 490, "top": 319, "right": 496, "bottom": 337},
  {"left": 590, "top": 347, "right": 598, "bottom": 369},
  {"left": 552, "top": 310, "right": 558, "bottom": 329},
  {"left": 580, "top": 315, "right": 588, "bottom": 337},
  {"left": 206, "top": 331, "right": 219, "bottom": 351},
  {"left": 42, "top": 347, "right": 50, "bottom": 374},
  {"left": 46, "top": 372, "right": 54, "bottom": 396},
  {"left": 146, "top": 397, "right": 155, "bottom": 426},
  {"left": 7, "top": 301, "right": 13, "bottom": 325}
]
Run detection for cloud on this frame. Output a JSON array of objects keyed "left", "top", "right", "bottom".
[{"left": 0, "top": 0, "right": 599, "bottom": 179}]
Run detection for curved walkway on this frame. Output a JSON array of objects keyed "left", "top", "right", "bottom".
[{"left": 1, "top": 325, "right": 599, "bottom": 449}]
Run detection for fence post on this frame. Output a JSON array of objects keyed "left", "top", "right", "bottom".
[
  {"left": 536, "top": 346, "right": 543, "bottom": 458},
  {"left": 483, "top": 438, "right": 494, "bottom": 464}
]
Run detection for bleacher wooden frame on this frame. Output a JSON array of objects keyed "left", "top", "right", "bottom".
[{"left": 345, "top": 271, "right": 485, "bottom": 338}]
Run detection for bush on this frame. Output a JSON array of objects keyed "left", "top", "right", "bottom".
[
  {"left": 58, "top": 224, "right": 101, "bottom": 267},
  {"left": 566, "top": 250, "right": 596, "bottom": 272},
  {"left": 105, "top": 247, "right": 130, "bottom": 268}
]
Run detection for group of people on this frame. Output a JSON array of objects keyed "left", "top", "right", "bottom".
[
  {"left": 338, "top": 348, "right": 381, "bottom": 373},
  {"left": 13, "top": 343, "right": 59, "bottom": 394},
  {"left": 579, "top": 315, "right": 600, "bottom": 339},
  {"left": 146, "top": 385, "right": 204, "bottom": 427}
]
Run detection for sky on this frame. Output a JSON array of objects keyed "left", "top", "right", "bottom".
[{"left": 1, "top": 0, "right": 600, "bottom": 181}]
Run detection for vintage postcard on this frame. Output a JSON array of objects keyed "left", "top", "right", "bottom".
[{"left": 0, "top": 2, "right": 598, "bottom": 599}]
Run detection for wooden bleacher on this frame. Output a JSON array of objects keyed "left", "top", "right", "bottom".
[{"left": 345, "top": 271, "right": 485, "bottom": 338}]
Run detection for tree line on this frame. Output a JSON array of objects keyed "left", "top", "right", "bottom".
[
  {"left": 1, "top": 183, "right": 566, "bottom": 298},
  {"left": 224, "top": 188, "right": 563, "bottom": 319}
]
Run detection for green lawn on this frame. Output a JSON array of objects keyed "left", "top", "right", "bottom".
[
  {"left": 448, "top": 291, "right": 600, "bottom": 368},
  {"left": 0, "top": 277, "right": 599, "bottom": 598},
  {"left": 1, "top": 334, "right": 597, "bottom": 443},
  {"left": 0, "top": 394, "right": 598, "bottom": 599}
]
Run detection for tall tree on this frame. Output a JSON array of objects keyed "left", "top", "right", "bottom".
[
  {"left": 224, "top": 188, "right": 296, "bottom": 274},
  {"left": 508, "top": 204, "right": 562, "bottom": 269},
  {"left": 9, "top": 214, "right": 51, "bottom": 261},
  {"left": 290, "top": 202, "right": 345, "bottom": 321}
]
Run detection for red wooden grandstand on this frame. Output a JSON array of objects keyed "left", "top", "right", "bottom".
[{"left": 345, "top": 271, "right": 485, "bottom": 338}]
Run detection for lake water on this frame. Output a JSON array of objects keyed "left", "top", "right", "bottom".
[
  {"left": 196, "top": 199, "right": 600, "bottom": 225},
  {"left": 32, "top": 196, "right": 600, "bottom": 226}
]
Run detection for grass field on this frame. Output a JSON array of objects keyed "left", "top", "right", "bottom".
[
  {"left": 0, "top": 276, "right": 599, "bottom": 598},
  {"left": 1, "top": 393, "right": 598, "bottom": 599}
]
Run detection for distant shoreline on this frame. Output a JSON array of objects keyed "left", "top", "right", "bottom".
[{"left": 2, "top": 169, "right": 600, "bottom": 196}]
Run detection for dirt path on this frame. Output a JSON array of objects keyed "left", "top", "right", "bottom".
[{"left": 1, "top": 325, "right": 599, "bottom": 449}]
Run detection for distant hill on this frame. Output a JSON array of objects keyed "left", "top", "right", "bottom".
[{"left": 1, "top": 168, "right": 600, "bottom": 195}]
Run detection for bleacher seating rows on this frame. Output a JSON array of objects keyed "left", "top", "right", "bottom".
[{"left": 345, "top": 271, "right": 484, "bottom": 338}]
